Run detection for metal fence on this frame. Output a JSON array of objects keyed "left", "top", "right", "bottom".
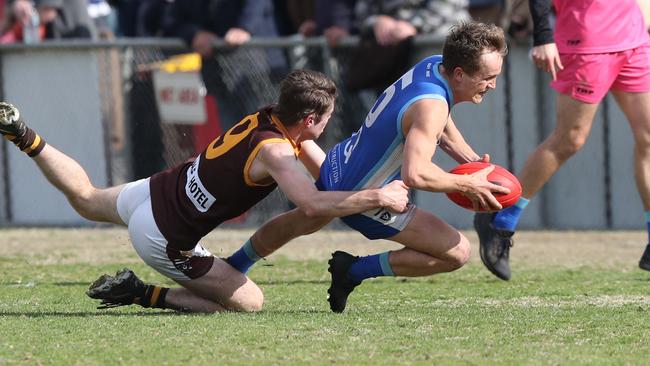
[{"left": 0, "top": 37, "right": 641, "bottom": 229}]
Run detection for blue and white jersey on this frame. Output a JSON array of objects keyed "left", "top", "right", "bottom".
[{"left": 318, "top": 55, "right": 453, "bottom": 191}]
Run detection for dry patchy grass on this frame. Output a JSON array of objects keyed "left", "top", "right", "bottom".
[{"left": 1, "top": 226, "right": 645, "bottom": 271}]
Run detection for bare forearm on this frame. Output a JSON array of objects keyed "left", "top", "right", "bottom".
[
  {"left": 440, "top": 140, "right": 480, "bottom": 164},
  {"left": 439, "top": 131, "right": 480, "bottom": 163},
  {"left": 299, "top": 189, "right": 385, "bottom": 218},
  {"left": 403, "top": 164, "right": 467, "bottom": 193}
]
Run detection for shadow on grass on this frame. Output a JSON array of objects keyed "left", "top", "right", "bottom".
[
  {"left": 254, "top": 279, "right": 329, "bottom": 285},
  {"left": 1, "top": 281, "right": 91, "bottom": 287},
  {"left": 3, "top": 279, "right": 332, "bottom": 286},
  {"left": 0, "top": 309, "right": 333, "bottom": 317},
  {"left": 53, "top": 281, "right": 92, "bottom": 286},
  {"left": 0, "top": 310, "right": 186, "bottom": 317},
  {"left": 261, "top": 309, "right": 331, "bottom": 315}
]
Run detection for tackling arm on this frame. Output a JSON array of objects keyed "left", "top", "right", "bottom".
[{"left": 258, "top": 142, "right": 409, "bottom": 217}]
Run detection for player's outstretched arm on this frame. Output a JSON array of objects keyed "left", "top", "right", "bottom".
[{"left": 259, "top": 142, "right": 409, "bottom": 217}]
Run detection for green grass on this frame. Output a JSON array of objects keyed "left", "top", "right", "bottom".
[{"left": 1, "top": 230, "right": 650, "bottom": 365}]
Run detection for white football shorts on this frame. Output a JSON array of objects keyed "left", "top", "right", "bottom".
[{"left": 116, "top": 178, "right": 214, "bottom": 281}]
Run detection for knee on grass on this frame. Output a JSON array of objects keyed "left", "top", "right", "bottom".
[{"left": 230, "top": 291, "right": 264, "bottom": 313}]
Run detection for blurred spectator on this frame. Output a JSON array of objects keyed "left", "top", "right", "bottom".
[
  {"left": 0, "top": 0, "right": 41, "bottom": 43},
  {"left": 346, "top": 0, "right": 470, "bottom": 91},
  {"left": 1, "top": 0, "right": 96, "bottom": 42},
  {"left": 468, "top": 0, "right": 504, "bottom": 25},
  {"left": 38, "top": 0, "right": 97, "bottom": 39},
  {"left": 0, "top": 0, "right": 37, "bottom": 43},
  {"left": 87, "top": 0, "right": 113, "bottom": 37},
  {"left": 111, "top": 0, "right": 168, "bottom": 37},
  {"left": 274, "top": 0, "right": 318, "bottom": 73},
  {"left": 162, "top": 0, "right": 285, "bottom": 61},
  {"left": 288, "top": 0, "right": 315, "bottom": 36},
  {"left": 468, "top": 0, "right": 534, "bottom": 42},
  {"left": 279, "top": 0, "right": 354, "bottom": 68},
  {"left": 505, "top": 0, "right": 533, "bottom": 41},
  {"left": 355, "top": 0, "right": 470, "bottom": 40},
  {"left": 313, "top": 0, "right": 356, "bottom": 46},
  {"left": 274, "top": 0, "right": 314, "bottom": 36},
  {"left": 162, "top": 0, "right": 288, "bottom": 130}
]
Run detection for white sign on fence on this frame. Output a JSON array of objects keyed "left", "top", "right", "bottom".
[{"left": 153, "top": 70, "right": 207, "bottom": 125}]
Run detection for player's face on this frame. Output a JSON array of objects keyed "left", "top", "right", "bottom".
[
  {"left": 465, "top": 51, "right": 503, "bottom": 104},
  {"left": 307, "top": 105, "right": 334, "bottom": 140}
]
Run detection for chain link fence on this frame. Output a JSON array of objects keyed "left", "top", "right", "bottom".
[
  {"left": 0, "top": 38, "right": 638, "bottom": 229},
  {"left": 0, "top": 37, "right": 432, "bottom": 226}
]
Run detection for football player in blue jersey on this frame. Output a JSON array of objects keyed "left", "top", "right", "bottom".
[{"left": 227, "top": 21, "right": 510, "bottom": 312}]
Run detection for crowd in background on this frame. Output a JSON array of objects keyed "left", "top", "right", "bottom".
[{"left": 0, "top": 0, "right": 532, "bottom": 44}]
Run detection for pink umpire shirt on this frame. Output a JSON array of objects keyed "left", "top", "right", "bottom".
[{"left": 553, "top": 0, "right": 650, "bottom": 54}]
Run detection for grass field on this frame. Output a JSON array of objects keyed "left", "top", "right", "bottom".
[{"left": 1, "top": 227, "right": 650, "bottom": 365}]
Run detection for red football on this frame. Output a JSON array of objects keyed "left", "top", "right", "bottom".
[{"left": 446, "top": 162, "right": 522, "bottom": 211}]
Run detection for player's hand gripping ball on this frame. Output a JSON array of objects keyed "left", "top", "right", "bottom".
[{"left": 446, "top": 162, "right": 522, "bottom": 211}]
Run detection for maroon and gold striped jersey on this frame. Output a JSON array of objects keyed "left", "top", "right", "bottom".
[{"left": 149, "top": 106, "right": 300, "bottom": 251}]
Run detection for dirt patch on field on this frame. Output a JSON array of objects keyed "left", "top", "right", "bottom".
[{"left": 0, "top": 227, "right": 645, "bottom": 270}]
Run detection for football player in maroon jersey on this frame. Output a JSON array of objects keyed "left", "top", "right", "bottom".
[{"left": 0, "top": 70, "right": 409, "bottom": 312}]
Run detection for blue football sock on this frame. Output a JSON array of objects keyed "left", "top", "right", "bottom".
[
  {"left": 492, "top": 197, "right": 530, "bottom": 232},
  {"left": 347, "top": 252, "right": 395, "bottom": 283},
  {"left": 645, "top": 211, "right": 650, "bottom": 244},
  {"left": 226, "top": 239, "right": 261, "bottom": 274}
]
